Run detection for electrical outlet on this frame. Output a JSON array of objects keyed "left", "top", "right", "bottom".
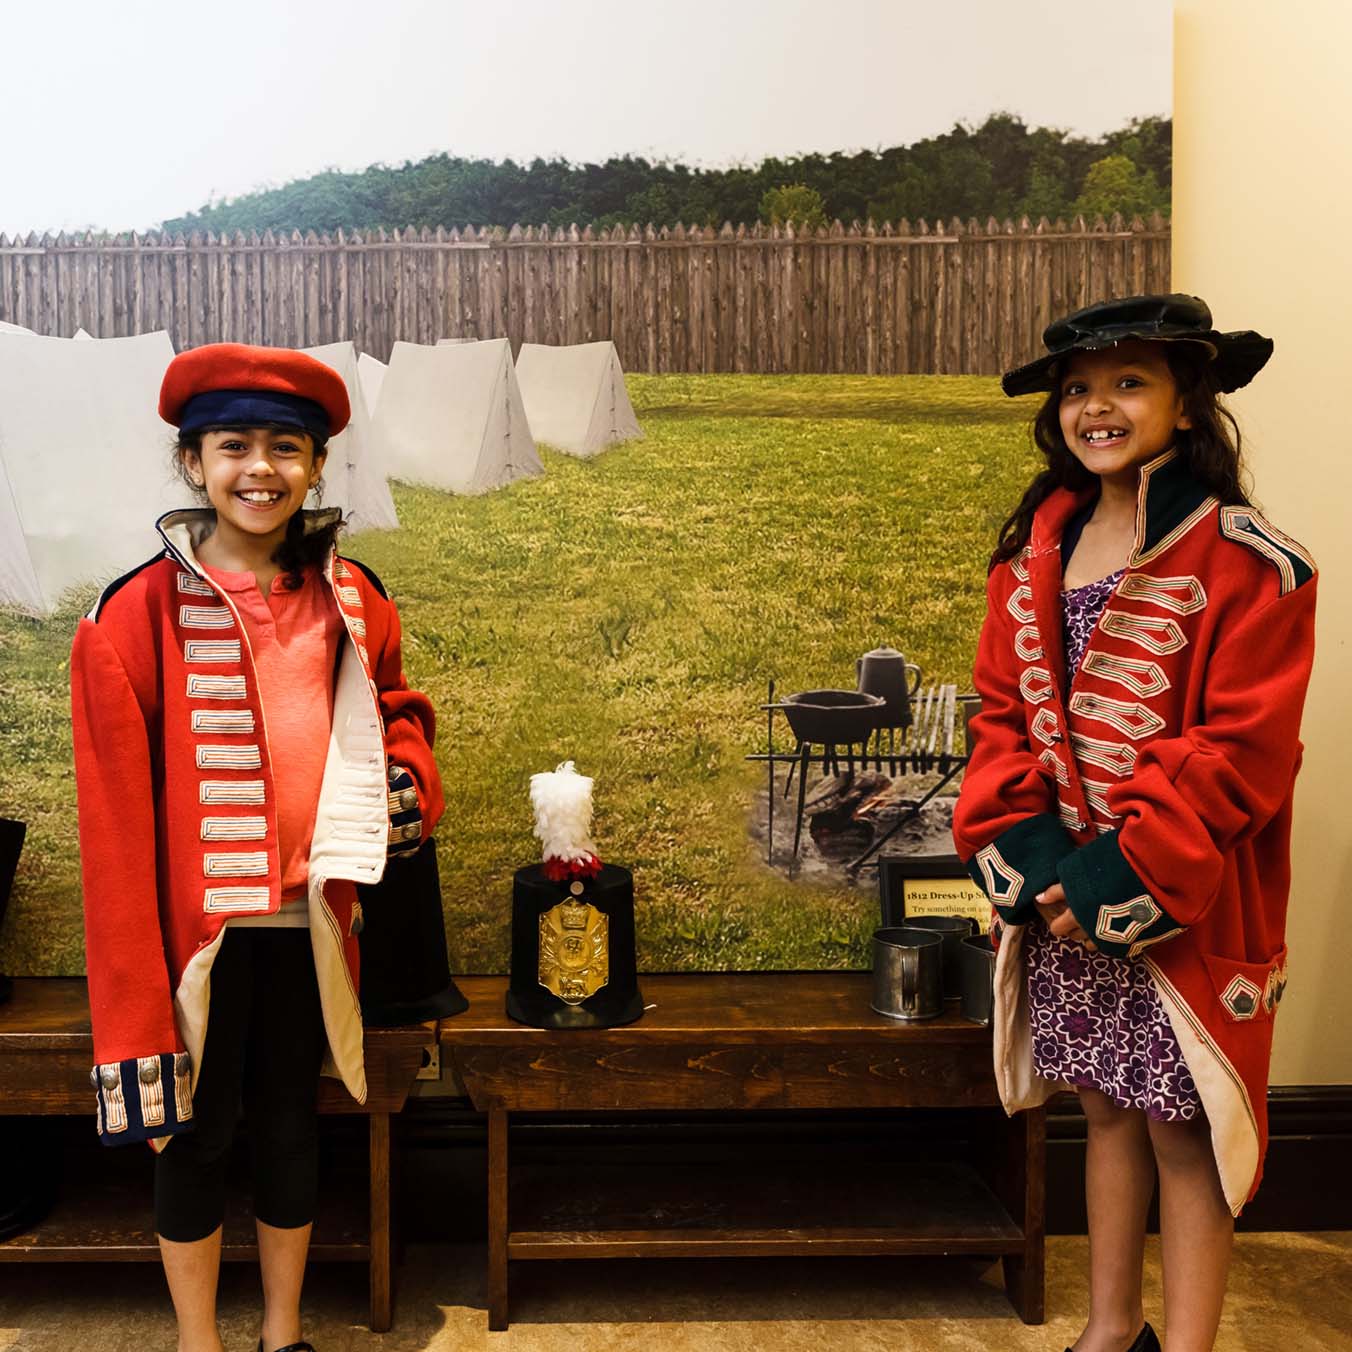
[{"left": 414, "top": 1041, "right": 441, "bottom": 1081}]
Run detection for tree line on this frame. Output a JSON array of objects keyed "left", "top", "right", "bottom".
[{"left": 161, "top": 113, "right": 1170, "bottom": 236}]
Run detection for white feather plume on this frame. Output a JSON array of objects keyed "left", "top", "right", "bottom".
[{"left": 529, "top": 761, "right": 597, "bottom": 864}]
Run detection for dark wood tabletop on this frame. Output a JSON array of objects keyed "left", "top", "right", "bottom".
[
  {"left": 0, "top": 978, "right": 99, "bottom": 1050},
  {"left": 434, "top": 972, "right": 999, "bottom": 1115},
  {"left": 437, "top": 972, "right": 992, "bottom": 1045},
  {"left": 0, "top": 978, "right": 432, "bottom": 1114}
]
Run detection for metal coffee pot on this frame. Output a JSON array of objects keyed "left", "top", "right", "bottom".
[{"left": 856, "top": 647, "right": 922, "bottom": 729}]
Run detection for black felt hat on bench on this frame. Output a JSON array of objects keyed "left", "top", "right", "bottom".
[
  {"left": 0, "top": 819, "right": 54, "bottom": 1244},
  {"left": 356, "top": 837, "right": 468, "bottom": 1026},
  {"left": 0, "top": 818, "right": 23, "bottom": 1009}
]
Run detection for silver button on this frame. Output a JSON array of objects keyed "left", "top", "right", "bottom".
[
  {"left": 1129, "top": 901, "right": 1154, "bottom": 924},
  {"left": 99, "top": 1065, "right": 120, "bottom": 1090},
  {"left": 569, "top": 881, "right": 584, "bottom": 896},
  {"left": 139, "top": 1061, "right": 160, "bottom": 1085},
  {"left": 175, "top": 1053, "right": 191, "bottom": 1076},
  {"left": 400, "top": 788, "right": 418, "bottom": 811}
]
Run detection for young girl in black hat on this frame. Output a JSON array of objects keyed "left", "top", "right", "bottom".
[
  {"left": 72, "top": 343, "right": 442, "bottom": 1352},
  {"left": 953, "top": 295, "right": 1316, "bottom": 1352}
]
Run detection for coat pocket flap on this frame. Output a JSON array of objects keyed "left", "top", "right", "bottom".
[{"left": 1201, "top": 945, "right": 1287, "bottom": 1023}]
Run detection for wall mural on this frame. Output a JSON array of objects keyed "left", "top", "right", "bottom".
[{"left": 0, "top": 2, "right": 1172, "bottom": 975}]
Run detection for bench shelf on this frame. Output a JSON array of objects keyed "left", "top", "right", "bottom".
[{"left": 438, "top": 972, "right": 1045, "bottom": 1331}]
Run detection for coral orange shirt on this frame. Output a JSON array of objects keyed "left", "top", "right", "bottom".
[{"left": 203, "top": 563, "right": 344, "bottom": 910}]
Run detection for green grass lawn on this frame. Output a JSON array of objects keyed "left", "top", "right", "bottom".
[{"left": 0, "top": 374, "right": 1039, "bottom": 976}]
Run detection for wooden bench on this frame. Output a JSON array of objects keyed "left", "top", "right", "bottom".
[
  {"left": 2, "top": 973, "right": 1046, "bottom": 1334},
  {"left": 438, "top": 972, "right": 1045, "bottom": 1332},
  {"left": 0, "top": 978, "right": 430, "bottom": 1332}
]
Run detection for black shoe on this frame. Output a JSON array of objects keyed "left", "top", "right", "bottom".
[
  {"left": 1062, "top": 1327, "right": 1159, "bottom": 1352},
  {"left": 258, "top": 1342, "right": 316, "bottom": 1352}
]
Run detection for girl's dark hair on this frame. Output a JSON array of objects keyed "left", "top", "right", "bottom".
[
  {"left": 990, "top": 344, "right": 1250, "bottom": 569},
  {"left": 173, "top": 425, "right": 343, "bottom": 589}
]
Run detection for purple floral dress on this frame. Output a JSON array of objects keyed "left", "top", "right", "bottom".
[{"left": 1024, "top": 569, "right": 1202, "bottom": 1120}]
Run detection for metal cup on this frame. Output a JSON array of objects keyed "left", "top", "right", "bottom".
[
  {"left": 960, "top": 933, "right": 997, "bottom": 1026},
  {"left": 903, "top": 914, "right": 978, "bottom": 1000},
  {"left": 871, "top": 926, "right": 943, "bottom": 1021}
]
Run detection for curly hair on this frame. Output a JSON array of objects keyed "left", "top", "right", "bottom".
[
  {"left": 172, "top": 425, "right": 343, "bottom": 589},
  {"left": 990, "top": 345, "right": 1251, "bottom": 569}
]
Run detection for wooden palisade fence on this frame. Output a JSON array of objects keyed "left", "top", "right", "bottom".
[{"left": 0, "top": 215, "right": 1169, "bottom": 377}]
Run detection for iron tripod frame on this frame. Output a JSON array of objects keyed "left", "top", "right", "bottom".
[{"left": 748, "top": 679, "right": 970, "bottom": 875}]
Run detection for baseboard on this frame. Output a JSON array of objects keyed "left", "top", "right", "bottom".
[
  {"left": 379, "top": 1086, "right": 1352, "bottom": 1241},
  {"left": 1046, "top": 1084, "right": 1352, "bottom": 1233}
]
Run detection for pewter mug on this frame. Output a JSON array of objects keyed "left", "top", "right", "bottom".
[
  {"left": 903, "top": 914, "right": 978, "bottom": 1000},
  {"left": 960, "top": 933, "right": 997, "bottom": 1026},
  {"left": 855, "top": 647, "right": 923, "bottom": 729},
  {"left": 871, "top": 926, "right": 943, "bottom": 1022}
]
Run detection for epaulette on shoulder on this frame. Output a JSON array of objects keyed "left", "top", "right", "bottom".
[
  {"left": 87, "top": 551, "right": 171, "bottom": 621},
  {"left": 1217, "top": 506, "right": 1316, "bottom": 595},
  {"left": 341, "top": 556, "right": 388, "bottom": 600}
]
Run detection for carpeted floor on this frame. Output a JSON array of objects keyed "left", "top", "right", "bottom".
[{"left": 1, "top": 1232, "right": 1348, "bottom": 1351}]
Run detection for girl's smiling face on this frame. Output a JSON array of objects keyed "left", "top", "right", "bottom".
[
  {"left": 1057, "top": 340, "right": 1191, "bottom": 484},
  {"left": 183, "top": 427, "right": 324, "bottom": 546}
]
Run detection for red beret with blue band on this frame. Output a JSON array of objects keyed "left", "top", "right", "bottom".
[{"left": 159, "top": 343, "right": 350, "bottom": 441}]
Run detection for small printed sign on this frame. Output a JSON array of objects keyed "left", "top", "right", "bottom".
[{"left": 903, "top": 876, "right": 991, "bottom": 934}]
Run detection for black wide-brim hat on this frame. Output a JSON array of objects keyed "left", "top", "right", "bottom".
[
  {"left": 1002, "top": 293, "right": 1273, "bottom": 398},
  {"left": 357, "top": 838, "right": 468, "bottom": 1026},
  {"left": 0, "top": 819, "right": 24, "bottom": 1008}
]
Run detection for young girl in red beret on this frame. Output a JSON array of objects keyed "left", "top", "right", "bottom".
[
  {"left": 953, "top": 296, "right": 1316, "bottom": 1352},
  {"left": 71, "top": 343, "right": 442, "bottom": 1352}
]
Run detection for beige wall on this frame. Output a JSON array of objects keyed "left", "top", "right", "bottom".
[{"left": 1174, "top": 0, "right": 1352, "bottom": 1083}]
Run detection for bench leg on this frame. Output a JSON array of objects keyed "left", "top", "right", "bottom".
[
  {"left": 487, "top": 1102, "right": 509, "bottom": 1331},
  {"left": 369, "top": 1112, "right": 392, "bottom": 1332},
  {"left": 1001, "top": 1105, "right": 1046, "bottom": 1324}
]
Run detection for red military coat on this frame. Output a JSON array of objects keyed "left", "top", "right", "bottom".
[
  {"left": 952, "top": 449, "right": 1316, "bottom": 1214},
  {"left": 71, "top": 509, "right": 444, "bottom": 1147}
]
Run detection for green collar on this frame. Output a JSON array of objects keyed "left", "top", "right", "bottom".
[
  {"left": 1030, "top": 449, "right": 1214, "bottom": 566},
  {"left": 1128, "top": 450, "right": 1215, "bottom": 566}
]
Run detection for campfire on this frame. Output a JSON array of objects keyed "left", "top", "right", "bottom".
[{"left": 748, "top": 651, "right": 973, "bottom": 876}]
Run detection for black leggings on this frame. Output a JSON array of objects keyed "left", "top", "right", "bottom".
[{"left": 154, "top": 926, "right": 328, "bottom": 1241}]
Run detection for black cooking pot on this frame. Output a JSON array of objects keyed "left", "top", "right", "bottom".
[{"left": 779, "top": 690, "right": 885, "bottom": 746}]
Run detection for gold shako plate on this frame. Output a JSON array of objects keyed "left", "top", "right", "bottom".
[{"left": 539, "top": 892, "right": 610, "bottom": 1005}]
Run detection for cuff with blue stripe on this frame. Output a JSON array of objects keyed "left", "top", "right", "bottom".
[
  {"left": 387, "top": 763, "right": 423, "bottom": 857},
  {"left": 92, "top": 1052, "right": 194, "bottom": 1147}
]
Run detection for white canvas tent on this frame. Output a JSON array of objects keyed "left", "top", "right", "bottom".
[
  {"left": 302, "top": 342, "right": 399, "bottom": 532},
  {"left": 372, "top": 338, "right": 541, "bottom": 495},
  {"left": 0, "top": 330, "right": 185, "bottom": 615},
  {"left": 514, "top": 341, "right": 643, "bottom": 458},
  {"left": 357, "top": 352, "right": 387, "bottom": 418}
]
